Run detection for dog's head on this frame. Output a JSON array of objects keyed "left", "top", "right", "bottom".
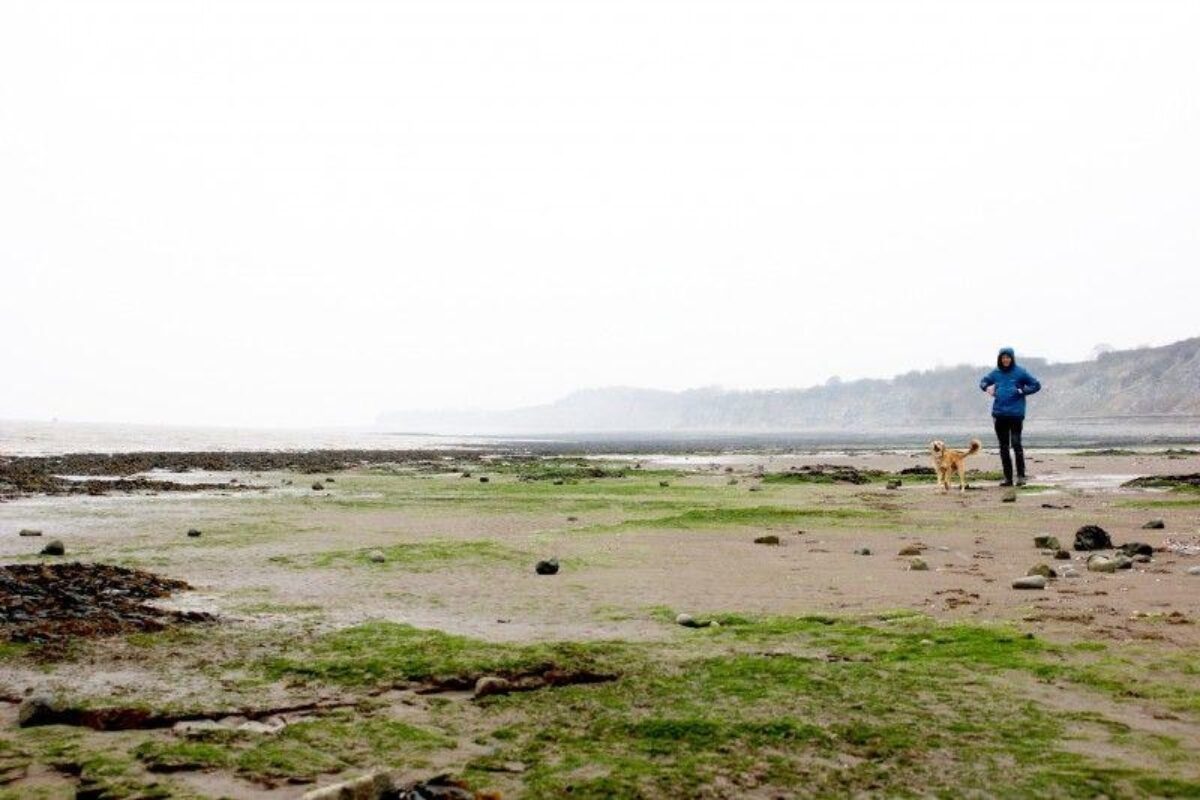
[{"left": 930, "top": 440, "right": 945, "bottom": 455}]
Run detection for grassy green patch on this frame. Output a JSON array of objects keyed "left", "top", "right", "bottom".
[
  {"left": 295, "top": 539, "right": 524, "bottom": 571},
  {"left": 1116, "top": 497, "right": 1200, "bottom": 509},
  {"left": 263, "top": 621, "right": 630, "bottom": 688},
  {"left": 610, "top": 504, "right": 881, "bottom": 530}
]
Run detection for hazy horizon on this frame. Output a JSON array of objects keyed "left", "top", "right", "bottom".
[{"left": 4, "top": 1, "right": 1199, "bottom": 427}]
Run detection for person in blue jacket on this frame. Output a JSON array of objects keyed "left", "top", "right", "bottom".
[{"left": 979, "top": 347, "right": 1041, "bottom": 487}]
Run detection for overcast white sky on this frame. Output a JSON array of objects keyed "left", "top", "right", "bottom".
[{"left": 2, "top": 0, "right": 1198, "bottom": 427}]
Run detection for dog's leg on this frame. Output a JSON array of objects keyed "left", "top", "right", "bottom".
[{"left": 958, "top": 461, "right": 967, "bottom": 493}]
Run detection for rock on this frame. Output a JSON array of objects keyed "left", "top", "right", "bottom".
[
  {"left": 1187, "top": 566, "right": 1200, "bottom": 576},
  {"left": 1142, "top": 519, "right": 1166, "bottom": 530},
  {"left": 367, "top": 550, "right": 387, "bottom": 563},
  {"left": 1074, "top": 525, "right": 1113, "bottom": 551},
  {"left": 535, "top": 558, "right": 559, "bottom": 575},
  {"left": 853, "top": 547, "right": 872, "bottom": 556},
  {"left": 1134, "top": 554, "right": 1152, "bottom": 563},
  {"left": 18, "top": 529, "right": 42, "bottom": 537},
  {"left": 311, "top": 482, "right": 325, "bottom": 491},
  {"left": 1054, "top": 549, "right": 1071, "bottom": 560},
  {"left": 566, "top": 516, "right": 578, "bottom": 522},
  {"left": 909, "top": 558, "right": 929, "bottom": 571},
  {"left": 1061, "top": 567, "right": 1080, "bottom": 579},
  {"left": 301, "top": 770, "right": 393, "bottom": 800},
  {"left": 1027, "top": 564, "right": 1056, "bottom": 579},
  {"left": 898, "top": 545, "right": 923, "bottom": 556},
  {"left": 726, "top": 477, "right": 739, "bottom": 485},
  {"left": 324, "top": 477, "right": 335, "bottom": 483},
  {"left": 461, "top": 471, "right": 472, "bottom": 478},
  {"left": 1117, "top": 542, "right": 1154, "bottom": 558},
  {"left": 1114, "top": 555, "right": 1134, "bottom": 570},
  {"left": 676, "top": 613, "right": 699, "bottom": 627},
  {"left": 659, "top": 481, "right": 670, "bottom": 487},
  {"left": 473, "top": 676, "right": 513, "bottom": 699},
  {"left": 40, "top": 539, "right": 65, "bottom": 556},
  {"left": 1001, "top": 488, "right": 1018, "bottom": 503},
  {"left": 1087, "top": 555, "right": 1118, "bottom": 573},
  {"left": 186, "top": 528, "right": 202, "bottom": 538},
  {"left": 753, "top": 535, "right": 780, "bottom": 545},
  {"left": 479, "top": 476, "right": 489, "bottom": 483},
  {"left": 1033, "top": 535, "right": 1060, "bottom": 550},
  {"left": 1012, "top": 576, "right": 1048, "bottom": 590},
  {"left": 552, "top": 479, "right": 565, "bottom": 486},
  {"left": 886, "top": 479, "right": 902, "bottom": 490}
]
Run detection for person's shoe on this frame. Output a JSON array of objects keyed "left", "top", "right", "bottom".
[
  {"left": 998, "top": 481, "right": 1014, "bottom": 488},
  {"left": 1015, "top": 477, "right": 1027, "bottom": 487}
]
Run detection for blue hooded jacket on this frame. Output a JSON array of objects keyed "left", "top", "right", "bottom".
[{"left": 980, "top": 347, "right": 1041, "bottom": 419}]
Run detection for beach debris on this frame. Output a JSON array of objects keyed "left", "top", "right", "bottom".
[
  {"left": 1054, "top": 549, "right": 1071, "bottom": 560},
  {"left": 1013, "top": 576, "right": 1047, "bottom": 590},
  {"left": 1033, "top": 535, "right": 1060, "bottom": 550},
  {"left": 311, "top": 482, "right": 325, "bottom": 491},
  {"left": 853, "top": 547, "right": 872, "bottom": 556},
  {"left": 535, "top": 558, "right": 559, "bottom": 575},
  {"left": 1041, "top": 502, "right": 1072, "bottom": 509},
  {"left": 909, "top": 557, "right": 929, "bottom": 571},
  {"left": 186, "top": 528, "right": 202, "bottom": 538},
  {"left": 753, "top": 535, "right": 781, "bottom": 545},
  {"left": 18, "top": 528, "right": 42, "bottom": 537},
  {"left": 898, "top": 545, "right": 923, "bottom": 556},
  {"left": 40, "top": 540, "right": 65, "bottom": 556},
  {"left": 1117, "top": 542, "right": 1154, "bottom": 558},
  {"left": 367, "top": 550, "right": 387, "bottom": 563},
  {"left": 1143, "top": 519, "right": 1166, "bottom": 530},
  {"left": 1165, "top": 538, "right": 1200, "bottom": 557},
  {"left": 1074, "top": 525, "right": 1113, "bottom": 551},
  {"left": 1027, "top": 564, "right": 1056, "bottom": 579},
  {"left": 1, "top": 562, "right": 210, "bottom": 648},
  {"left": 395, "top": 774, "right": 485, "bottom": 800}
]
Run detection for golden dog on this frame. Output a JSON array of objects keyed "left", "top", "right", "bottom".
[{"left": 930, "top": 438, "right": 982, "bottom": 492}]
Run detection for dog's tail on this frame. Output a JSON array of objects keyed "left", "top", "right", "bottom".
[{"left": 965, "top": 438, "right": 981, "bottom": 457}]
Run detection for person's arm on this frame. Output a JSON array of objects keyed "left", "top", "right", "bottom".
[
  {"left": 980, "top": 371, "right": 996, "bottom": 395},
  {"left": 1018, "top": 370, "right": 1041, "bottom": 396}
]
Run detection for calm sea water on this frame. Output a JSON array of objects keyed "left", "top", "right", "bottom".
[{"left": 3, "top": 418, "right": 1197, "bottom": 457}]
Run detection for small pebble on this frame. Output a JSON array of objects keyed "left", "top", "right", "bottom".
[
  {"left": 1013, "top": 575, "right": 1048, "bottom": 590},
  {"left": 909, "top": 558, "right": 929, "bottom": 571}
]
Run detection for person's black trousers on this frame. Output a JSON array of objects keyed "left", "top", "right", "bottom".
[{"left": 993, "top": 416, "right": 1025, "bottom": 483}]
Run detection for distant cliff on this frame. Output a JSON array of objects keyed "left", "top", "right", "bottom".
[{"left": 378, "top": 337, "right": 1200, "bottom": 434}]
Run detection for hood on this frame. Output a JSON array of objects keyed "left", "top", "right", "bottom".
[{"left": 997, "top": 347, "right": 1016, "bottom": 371}]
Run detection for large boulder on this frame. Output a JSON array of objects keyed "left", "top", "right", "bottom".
[{"left": 1073, "top": 525, "right": 1112, "bottom": 551}]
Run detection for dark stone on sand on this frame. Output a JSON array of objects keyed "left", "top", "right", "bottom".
[
  {"left": 1012, "top": 576, "right": 1047, "bottom": 590},
  {"left": 461, "top": 471, "right": 471, "bottom": 478},
  {"left": 311, "top": 482, "right": 325, "bottom": 491},
  {"left": 552, "top": 479, "right": 565, "bottom": 486},
  {"left": 1117, "top": 542, "right": 1154, "bottom": 558},
  {"left": 1027, "top": 563, "right": 1056, "bottom": 579},
  {"left": 854, "top": 547, "right": 872, "bottom": 556},
  {"left": 1041, "top": 503, "right": 1072, "bottom": 509},
  {"left": 886, "top": 479, "right": 902, "bottom": 490},
  {"left": 324, "top": 477, "right": 335, "bottom": 483},
  {"left": 898, "top": 544, "right": 923, "bottom": 556},
  {"left": 1054, "top": 549, "right": 1071, "bottom": 560},
  {"left": 753, "top": 535, "right": 781, "bottom": 545},
  {"left": 1142, "top": 519, "right": 1166, "bottom": 530},
  {"left": 659, "top": 481, "right": 670, "bottom": 487},
  {"left": 474, "top": 676, "right": 513, "bottom": 699},
  {"left": 18, "top": 696, "right": 60, "bottom": 727},
  {"left": 1033, "top": 535, "right": 1060, "bottom": 550},
  {"left": 1074, "top": 525, "right": 1113, "bottom": 551},
  {"left": 40, "top": 539, "right": 65, "bottom": 556},
  {"left": 535, "top": 559, "right": 559, "bottom": 575},
  {"left": 186, "top": 528, "right": 201, "bottom": 538},
  {"left": 18, "top": 529, "right": 42, "bottom": 537},
  {"left": 566, "top": 516, "right": 578, "bottom": 522},
  {"left": 479, "top": 477, "right": 489, "bottom": 483}
]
